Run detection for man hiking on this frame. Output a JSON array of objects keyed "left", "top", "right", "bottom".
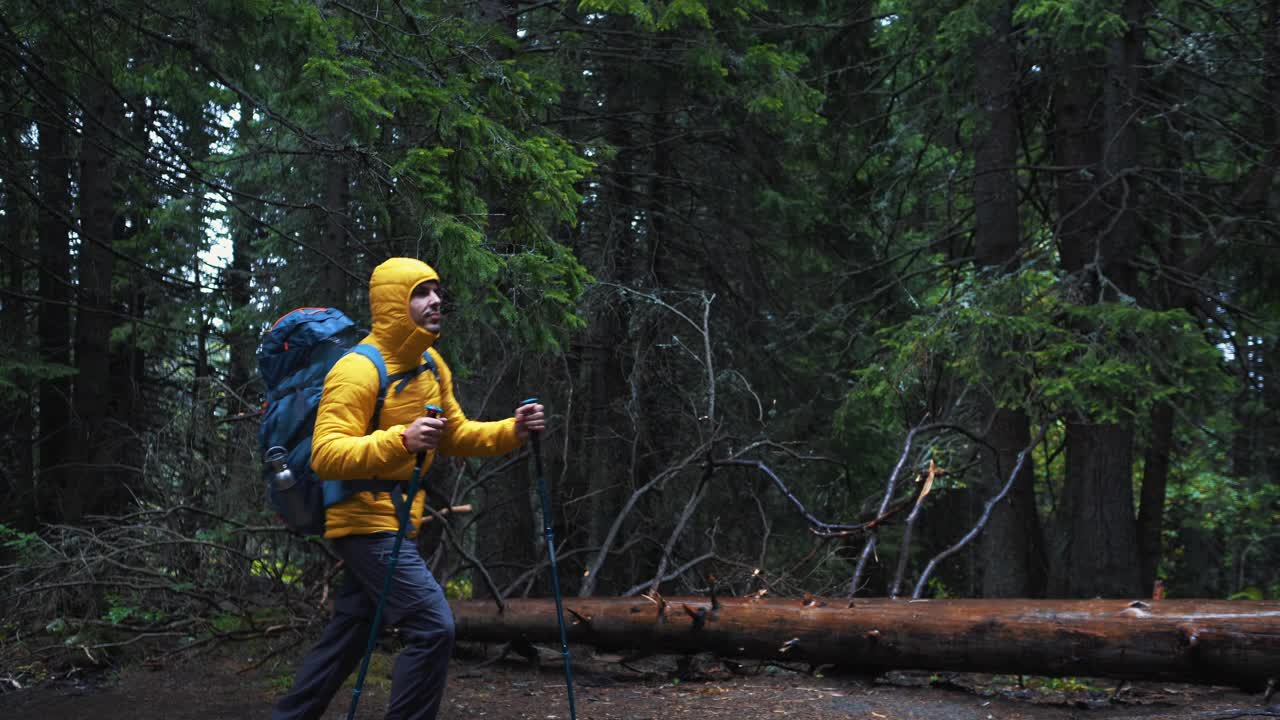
[{"left": 272, "top": 257, "right": 544, "bottom": 720}]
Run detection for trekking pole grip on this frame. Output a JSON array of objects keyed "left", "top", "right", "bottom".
[
  {"left": 420, "top": 404, "right": 443, "bottom": 463},
  {"left": 520, "top": 397, "right": 544, "bottom": 469}
]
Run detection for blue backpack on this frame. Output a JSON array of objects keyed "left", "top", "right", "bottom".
[{"left": 257, "top": 307, "right": 440, "bottom": 535}]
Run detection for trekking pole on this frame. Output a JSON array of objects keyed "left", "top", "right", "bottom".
[
  {"left": 523, "top": 397, "right": 577, "bottom": 720},
  {"left": 346, "top": 403, "right": 442, "bottom": 720}
]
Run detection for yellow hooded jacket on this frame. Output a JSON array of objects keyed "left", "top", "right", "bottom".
[{"left": 312, "top": 257, "right": 523, "bottom": 539}]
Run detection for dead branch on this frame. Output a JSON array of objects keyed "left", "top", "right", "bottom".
[
  {"left": 911, "top": 419, "right": 1056, "bottom": 598},
  {"left": 850, "top": 422, "right": 934, "bottom": 597},
  {"left": 422, "top": 504, "right": 505, "bottom": 613},
  {"left": 578, "top": 440, "right": 714, "bottom": 597},
  {"left": 889, "top": 459, "right": 947, "bottom": 598},
  {"left": 645, "top": 464, "right": 713, "bottom": 596}
]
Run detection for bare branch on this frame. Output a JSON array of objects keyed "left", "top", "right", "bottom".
[{"left": 911, "top": 419, "right": 1057, "bottom": 599}]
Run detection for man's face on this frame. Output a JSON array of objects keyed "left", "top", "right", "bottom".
[{"left": 409, "top": 280, "right": 444, "bottom": 334}]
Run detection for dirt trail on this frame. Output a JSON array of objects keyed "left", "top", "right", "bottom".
[{"left": 2, "top": 644, "right": 1273, "bottom": 719}]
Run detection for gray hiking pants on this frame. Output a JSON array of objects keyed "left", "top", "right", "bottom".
[{"left": 271, "top": 532, "right": 455, "bottom": 720}]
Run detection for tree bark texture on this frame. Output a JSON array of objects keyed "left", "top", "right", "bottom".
[
  {"left": 71, "top": 76, "right": 125, "bottom": 521},
  {"left": 1267, "top": 337, "right": 1280, "bottom": 489},
  {"left": 106, "top": 108, "right": 152, "bottom": 502},
  {"left": 452, "top": 596, "right": 1280, "bottom": 689},
  {"left": 972, "top": 0, "right": 1045, "bottom": 599},
  {"left": 1049, "top": 4, "right": 1146, "bottom": 597},
  {"left": 223, "top": 108, "right": 262, "bottom": 507},
  {"left": 1, "top": 116, "right": 35, "bottom": 525},
  {"left": 973, "top": 0, "right": 1020, "bottom": 272},
  {"left": 979, "top": 407, "right": 1045, "bottom": 597},
  {"left": 573, "top": 51, "right": 650, "bottom": 597},
  {"left": 1054, "top": 421, "right": 1142, "bottom": 598},
  {"left": 1138, "top": 402, "right": 1174, "bottom": 596},
  {"left": 35, "top": 79, "right": 73, "bottom": 523}
]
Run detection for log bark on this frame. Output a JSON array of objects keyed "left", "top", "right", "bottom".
[{"left": 451, "top": 596, "right": 1280, "bottom": 689}]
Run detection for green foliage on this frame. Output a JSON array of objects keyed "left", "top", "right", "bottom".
[
  {"left": 1163, "top": 445, "right": 1280, "bottom": 598},
  {"left": 1013, "top": 0, "right": 1130, "bottom": 48},
  {"left": 2, "top": 0, "right": 1276, "bottom": 619},
  {"left": 211, "top": 611, "right": 246, "bottom": 633},
  {"left": 852, "top": 266, "right": 1233, "bottom": 424},
  {"left": 0, "top": 357, "right": 76, "bottom": 401},
  {"left": 268, "top": 671, "right": 296, "bottom": 691},
  {"left": 0, "top": 522, "right": 42, "bottom": 556},
  {"left": 924, "top": 576, "right": 952, "bottom": 599},
  {"left": 302, "top": 56, "right": 407, "bottom": 119},
  {"left": 1230, "top": 586, "right": 1264, "bottom": 601},
  {"left": 103, "top": 594, "right": 167, "bottom": 626},
  {"left": 657, "top": 0, "right": 713, "bottom": 29},
  {"left": 444, "top": 576, "right": 473, "bottom": 600},
  {"left": 1028, "top": 676, "right": 1105, "bottom": 694},
  {"left": 391, "top": 147, "right": 458, "bottom": 206},
  {"left": 251, "top": 555, "right": 304, "bottom": 584},
  {"left": 738, "top": 44, "right": 826, "bottom": 130},
  {"left": 579, "top": 0, "right": 657, "bottom": 28}
]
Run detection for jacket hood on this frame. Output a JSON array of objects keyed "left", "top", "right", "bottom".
[{"left": 369, "top": 257, "right": 440, "bottom": 364}]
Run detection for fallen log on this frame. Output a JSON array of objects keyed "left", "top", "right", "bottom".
[{"left": 451, "top": 596, "right": 1280, "bottom": 689}]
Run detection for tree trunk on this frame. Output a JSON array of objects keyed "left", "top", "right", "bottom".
[
  {"left": 378, "top": 121, "right": 411, "bottom": 258},
  {"left": 35, "top": 78, "right": 73, "bottom": 524},
  {"left": 107, "top": 109, "right": 151, "bottom": 511},
  {"left": 575, "top": 45, "right": 647, "bottom": 598},
  {"left": 469, "top": 0, "right": 539, "bottom": 599},
  {"left": 70, "top": 75, "right": 125, "bottom": 521},
  {"left": 319, "top": 108, "right": 350, "bottom": 306},
  {"left": 1231, "top": 377, "right": 1259, "bottom": 478},
  {"left": 979, "top": 407, "right": 1045, "bottom": 597},
  {"left": 1, "top": 114, "right": 36, "bottom": 527},
  {"left": 973, "top": 0, "right": 1044, "bottom": 599},
  {"left": 1053, "top": 421, "right": 1142, "bottom": 598},
  {"left": 452, "top": 596, "right": 1280, "bottom": 690},
  {"left": 224, "top": 108, "right": 262, "bottom": 504},
  {"left": 1266, "top": 337, "right": 1280, "bottom": 490},
  {"left": 227, "top": 110, "right": 259, "bottom": 406},
  {"left": 973, "top": 0, "right": 1020, "bottom": 273},
  {"left": 1138, "top": 402, "right": 1174, "bottom": 596},
  {"left": 1049, "top": 2, "right": 1145, "bottom": 598}
]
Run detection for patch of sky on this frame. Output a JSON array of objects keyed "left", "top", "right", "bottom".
[{"left": 198, "top": 194, "right": 233, "bottom": 285}]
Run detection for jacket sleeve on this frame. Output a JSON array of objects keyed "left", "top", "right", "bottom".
[
  {"left": 311, "top": 352, "right": 411, "bottom": 480},
  {"left": 433, "top": 350, "right": 524, "bottom": 457}
]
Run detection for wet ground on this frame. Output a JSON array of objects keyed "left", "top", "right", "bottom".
[{"left": 3, "top": 642, "right": 1276, "bottom": 719}]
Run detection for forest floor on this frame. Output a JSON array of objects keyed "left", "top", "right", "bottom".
[{"left": 3, "top": 639, "right": 1276, "bottom": 720}]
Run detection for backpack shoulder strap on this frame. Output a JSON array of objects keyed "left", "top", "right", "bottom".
[
  {"left": 350, "top": 344, "right": 390, "bottom": 432},
  {"left": 387, "top": 350, "right": 444, "bottom": 394},
  {"left": 421, "top": 350, "right": 442, "bottom": 383}
]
